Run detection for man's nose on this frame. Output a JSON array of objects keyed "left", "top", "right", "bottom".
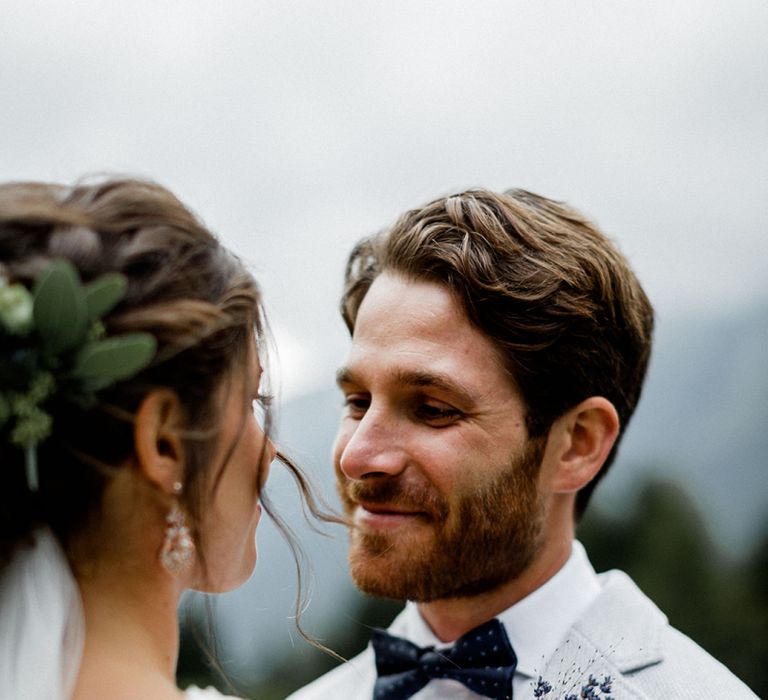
[{"left": 337, "top": 407, "right": 407, "bottom": 480}]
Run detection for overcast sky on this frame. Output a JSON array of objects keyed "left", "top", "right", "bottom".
[{"left": 2, "top": 0, "right": 766, "bottom": 400}]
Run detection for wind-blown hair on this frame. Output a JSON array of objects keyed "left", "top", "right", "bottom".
[{"left": 340, "top": 188, "right": 654, "bottom": 516}]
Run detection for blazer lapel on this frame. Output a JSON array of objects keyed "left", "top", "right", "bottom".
[{"left": 537, "top": 570, "right": 666, "bottom": 699}]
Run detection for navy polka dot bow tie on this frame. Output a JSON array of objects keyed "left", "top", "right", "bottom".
[{"left": 372, "top": 618, "right": 517, "bottom": 700}]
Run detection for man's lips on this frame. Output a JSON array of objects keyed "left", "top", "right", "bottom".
[{"left": 353, "top": 501, "right": 429, "bottom": 528}]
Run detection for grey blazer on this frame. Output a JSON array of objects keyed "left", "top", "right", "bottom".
[
  {"left": 535, "top": 570, "right": 757, "bottom": 698},
  {"left": 288, "top": 570, "right": 757, "bottom": 699}
]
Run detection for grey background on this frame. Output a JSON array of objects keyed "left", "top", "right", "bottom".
[{"left": 2, "top": 0, "right": 766, "bottom": 684}]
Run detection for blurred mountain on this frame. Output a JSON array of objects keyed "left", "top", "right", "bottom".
[
  {"left": 207, "top": 298, "right": 768, "bottom": 683},
  {"left": 603, "top": 299, "right": 768, "bottom": 552}
]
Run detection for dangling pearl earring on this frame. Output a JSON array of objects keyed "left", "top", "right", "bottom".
[{"left": 160, "top": 482, "right": 195, "bottom": 575}]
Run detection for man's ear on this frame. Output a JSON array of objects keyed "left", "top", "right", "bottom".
[
  {"left": 133, "top": 389, "right": 185, "bottom": 494},
  {"left": 546, "top": 397, "right": 620, "bottom": 493}
]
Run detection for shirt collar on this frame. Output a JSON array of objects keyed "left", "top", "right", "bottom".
[{"left": 390, "top": 540, "right": 600, "bottom": 680}]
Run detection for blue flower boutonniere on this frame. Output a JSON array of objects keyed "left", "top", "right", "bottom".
[{"left": 534, "top": 673, "right": 614, "bottom": 699}]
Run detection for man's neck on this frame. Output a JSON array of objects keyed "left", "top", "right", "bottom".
[{"left": 417, "top": 534, "right": 573, "bottom": 642}]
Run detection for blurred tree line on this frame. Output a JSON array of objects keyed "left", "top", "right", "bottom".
[{"left": 177, "top": 477, "right": 767, "bottom": 698}]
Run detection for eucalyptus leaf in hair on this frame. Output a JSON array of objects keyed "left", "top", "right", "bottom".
[
  {"left": 83, "top": 272, "right": 128, "bottom": 320},
  {"left": 1, "top": 259, "right": 157, "bottom": 491},
  {"left": 72, "top": 334, "right": 156, "bottom": 392},
  {"left": 32, "top": 259, "right": 89, "bottom": 355}
]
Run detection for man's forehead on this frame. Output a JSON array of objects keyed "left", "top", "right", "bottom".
[
  {"left": 356, "top": 272, "right": 463, "bottom": 322},
  {"left": 351, "top": 272, "right": 509, "bottom": 368}
]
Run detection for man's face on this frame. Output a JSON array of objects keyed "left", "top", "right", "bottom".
[{"left": 333, "top": 272, "right": 549, "bottom": 602}]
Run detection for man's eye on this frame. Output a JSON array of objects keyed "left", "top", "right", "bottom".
[
  {"left": 343, "top": 395, "right": 370, "bottom": 417},
  {"left": 414, "top": 403, "right": 462, "bottom": 426}
]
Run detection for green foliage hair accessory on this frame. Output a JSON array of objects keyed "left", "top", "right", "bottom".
[
  {"left": 32, "top": 260, "right": 90, "bottom": 356},
  {"left": 0, "top": 393, "right": 10, "bottom": 427},
  {"left": 83, "top": 272, "right": 128, "bottom": 320},
  {"left": 0, "top": 260, "right": 157, "bottom": 491},
  {"left": 0, "top": 279, "right": 34, "bottom": 335},
  {"left": 73, "top": 334, "right": 157, "bottom": 393}
]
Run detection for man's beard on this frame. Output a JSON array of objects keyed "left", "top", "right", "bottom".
[{"left": 336, "top": 437, "right": 547, "bottom": 602}]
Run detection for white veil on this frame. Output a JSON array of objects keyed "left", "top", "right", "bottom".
[{"left": 0, "top": 527, "right": 85, "bottom": 700}]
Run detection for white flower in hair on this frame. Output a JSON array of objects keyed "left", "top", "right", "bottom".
[{"left": 0, "top": 278, "right": 34, "bottom": 335}]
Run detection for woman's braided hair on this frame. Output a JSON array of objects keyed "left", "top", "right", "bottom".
[{"left": 0, "top": 177, "right": 264, "bottom": 568}]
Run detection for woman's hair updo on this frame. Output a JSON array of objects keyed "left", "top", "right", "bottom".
[{"left": 0, "top": 178, "right": 263, "bottom": 568}]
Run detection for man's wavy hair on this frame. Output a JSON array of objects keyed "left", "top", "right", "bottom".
[{"left": 340, "top": 188, "right": 654, "bottom": 517}]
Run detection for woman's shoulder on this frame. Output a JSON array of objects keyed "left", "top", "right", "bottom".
[{"left": 183, "top": 686, "right": 243, "bottom": 700}]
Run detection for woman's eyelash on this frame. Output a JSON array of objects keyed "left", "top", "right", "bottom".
[{"left": 254, "top": 393, "right": 273, "bottom": 407}]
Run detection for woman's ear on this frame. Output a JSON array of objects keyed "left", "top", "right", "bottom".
[
  {"left": 547, "top": 396, "right": 620, "bottom": 493},
  {"left": 133, "top": 389, "right": 185, "bottom": 494}
]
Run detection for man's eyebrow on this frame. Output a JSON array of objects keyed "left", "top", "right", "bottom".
[
  {"left": 336, "top": 366, "right": 475, "bottom": 407},
  {"left": 394, "top": 368, "right": 475, "bottom": 406},
  {"left": 335, "top": 366, "right": 357, "bottom": 387}
]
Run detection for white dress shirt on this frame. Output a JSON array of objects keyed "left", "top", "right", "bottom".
[
  {"left": 289, "top": 540, "right": 601, "bottom": 699},
  {"left": 184, "top": 687, "right": 241, "bottom": 699}
]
